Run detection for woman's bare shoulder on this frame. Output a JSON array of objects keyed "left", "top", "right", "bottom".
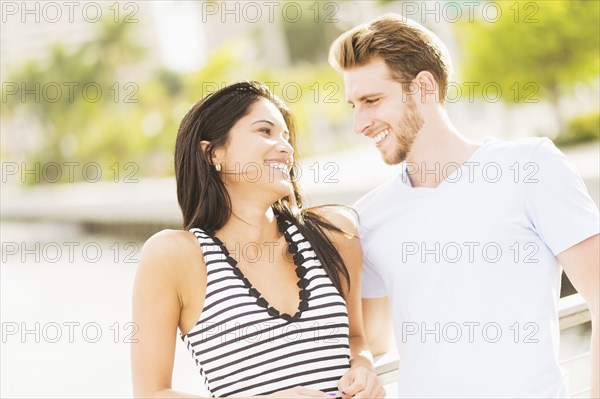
[{"left": 136, "top": 229, "right": 203, "bottom": 281}]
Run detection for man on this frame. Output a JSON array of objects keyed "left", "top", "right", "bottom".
[{"left": 328, "top": 14, "right": 599, "bottom": 398}]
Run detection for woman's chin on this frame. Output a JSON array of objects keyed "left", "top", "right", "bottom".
[{"left": 269, "top": 180, "right": 294, "bottom": 201}]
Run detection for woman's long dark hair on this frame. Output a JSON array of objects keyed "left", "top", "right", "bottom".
[{"left": 174, "top": 81, "right": 351, "bottom": 296}]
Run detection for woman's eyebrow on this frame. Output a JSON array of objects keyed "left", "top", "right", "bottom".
[{"left": 251, "top": 119, "right": 275, "bottom": 126}]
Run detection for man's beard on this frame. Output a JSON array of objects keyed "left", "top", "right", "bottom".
[{"left": 384, "top": 96, "right": 424, "bottom": 165}]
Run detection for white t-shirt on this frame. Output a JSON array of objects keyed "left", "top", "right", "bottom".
[{"left": 355, "top": 138, "right": 599, "bottom": 398}]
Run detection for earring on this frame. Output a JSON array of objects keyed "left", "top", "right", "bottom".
[{"left": 214, "top": 163, "right": 221, "bottom": 172}]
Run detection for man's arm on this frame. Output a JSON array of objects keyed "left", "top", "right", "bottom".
[
  {"left": 362, "top": 297, "right": 393, "bottom": 357},
  {"left": 310, "top": 206, "right": 385, "bottom": 398},
  {"left": 558, "top": 234, "right": 599, "bottom": 398}
]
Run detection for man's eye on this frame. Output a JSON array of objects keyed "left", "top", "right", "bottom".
[{"left": 366, "top": 98, "right": 379, "bottom": 104}]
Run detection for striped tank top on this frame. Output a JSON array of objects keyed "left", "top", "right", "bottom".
[{"left": 180, "top": 217, "right": 351, "bottom": 397}]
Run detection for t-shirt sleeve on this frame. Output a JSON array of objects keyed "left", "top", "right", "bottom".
[
  {"left": 524, "top": 138, "right": 599, "bottom": 255},
  {"left": 361, "top": 250, "right": 388, "bottom": 298},
  {"left": 354, "top": 192, "right": 390, "bottom": 298}
]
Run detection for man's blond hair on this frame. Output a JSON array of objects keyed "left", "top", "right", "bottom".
[{"left": 329, "top": 14, "right": 452, "bottom": 103}]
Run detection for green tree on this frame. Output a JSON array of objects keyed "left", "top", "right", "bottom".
[
  {"left": 456, "top": 0, "right": 600, "bottom": 133},
  {"left": 2, "top": 20, "right": 149, "bottom": 183},
  {"left": 2, "top": 15, "right": 352, "bottom": 184}
]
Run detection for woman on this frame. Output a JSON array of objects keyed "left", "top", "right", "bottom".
[{"left": 131, "top": 81, "right": 384, "bottom": 398}]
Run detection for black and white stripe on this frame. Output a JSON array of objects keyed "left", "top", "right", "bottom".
[{"left": 181, "top": 220, "right": 350, "bottom": 397}]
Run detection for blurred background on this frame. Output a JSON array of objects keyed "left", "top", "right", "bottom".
[{"left": 1, "top": 1, "right": 598, "bottom": 397}]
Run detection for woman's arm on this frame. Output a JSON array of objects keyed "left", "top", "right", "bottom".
[
  {"left": 362, "top": 297, "right": 393, "bottom": 357},
  {"left": 131, "top": 230, "right": 207, "bottom": 398},
  {"left": 312, "top": 207, "right": 385, "bottom": 399}
]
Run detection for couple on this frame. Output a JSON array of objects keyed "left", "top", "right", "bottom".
[{"left": 131, "top": 14, "right": 599, "bottom": 398}]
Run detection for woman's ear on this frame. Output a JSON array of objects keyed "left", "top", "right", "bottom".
[
  {"left": 200, "top": 140, "right": 210, "bottom": 157},
  {"left": 200, "top": 140, "right": 225, "bottom": 165}
]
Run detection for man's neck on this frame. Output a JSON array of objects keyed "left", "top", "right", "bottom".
[{"left": 405, "top": 119, "right": 479, "bottom": 189}]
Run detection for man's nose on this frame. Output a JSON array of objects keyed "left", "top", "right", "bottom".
[{"left": 353, "top": 108, "right": 373, "bottom": 135}]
